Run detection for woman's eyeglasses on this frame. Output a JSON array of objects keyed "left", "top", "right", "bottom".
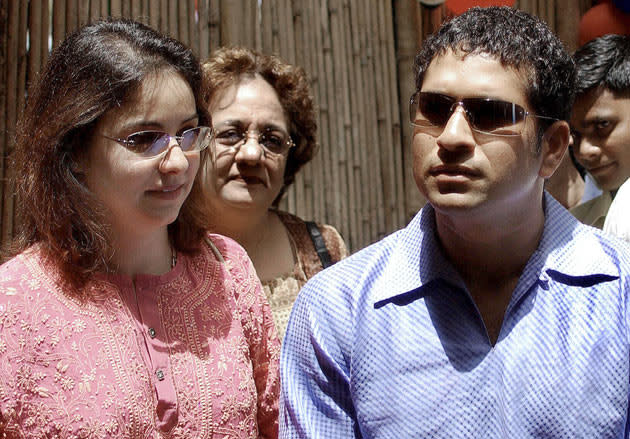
[
  {"left": 214, "top": 126, "right": 294, "bottom": 157},
  {"left": 102, "top": 126, "right": 213, "bottom": 158},
  {"left": 409, "top": 92, "right": 556, "bottom": 137}
]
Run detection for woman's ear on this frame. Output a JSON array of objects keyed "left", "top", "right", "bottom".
[{"left": 539, "top": 120, "right": 571, "bottom": 179}]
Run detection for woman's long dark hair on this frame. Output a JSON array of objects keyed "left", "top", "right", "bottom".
[{"left": 9, "top": 18, "right": 210, "bottom": 291}]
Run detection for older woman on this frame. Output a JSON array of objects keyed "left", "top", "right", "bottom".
[
  {"left": 0, "top": 20, "right": 279, "bottom": 437},
  {"left": 200, "top": 47, "right": 348, "bottom": 338}
]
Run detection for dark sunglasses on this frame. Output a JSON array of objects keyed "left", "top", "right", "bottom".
[
  {"left": 103, "top": 126, "right": 213, "bottom": 158},
  {"left": 410, "top": 92, "right": 555, "bottom": 136}
]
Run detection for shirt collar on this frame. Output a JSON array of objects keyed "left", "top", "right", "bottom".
[
  {"left": 371, "top": 204, "right": 463, "bottom": 308},
  {"left": 533, "top": 192, "right": 620, "bottom": 280},
  {"left": 372, "top": 193, "right": 620, "bottom": 308}
]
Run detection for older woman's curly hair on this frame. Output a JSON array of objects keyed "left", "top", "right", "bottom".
[{"left": 201, "top": 46, "right": 318, "bottom": 205}]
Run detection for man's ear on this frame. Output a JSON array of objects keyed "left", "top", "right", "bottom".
[{"left": 539, "top": 120, "right": 571, "bottom": 179}]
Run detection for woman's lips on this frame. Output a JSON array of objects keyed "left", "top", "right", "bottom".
[
  {"left": 147, "top": 184, "right": 185, "bottom": 200},
  {"left": 231, "top": 175, "right": 266, "bottom": 185}
]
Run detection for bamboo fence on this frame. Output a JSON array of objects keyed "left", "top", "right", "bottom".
[{"left": 0, "top": 0, "right": 592, "bottom": 253}]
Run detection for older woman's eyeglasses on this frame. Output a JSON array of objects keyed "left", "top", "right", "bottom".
[
  {"left": 214, "top": 126, "right": 294, "bottom": 156},
  {"left": 102, "top": 126, "right": 213, "bottom": 158}
]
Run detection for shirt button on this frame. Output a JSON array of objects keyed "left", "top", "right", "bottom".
[
  {"left": 156, "top": 370, "right": 165, "bottom": 381},
  {"left": 148, "top": 328, "right": 156, "bottom": 338}
]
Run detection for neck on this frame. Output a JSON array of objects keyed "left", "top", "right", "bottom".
[
  {"left": 544, "top": 154, "right": 584, "bottom": 209},
  {"left": 109, "top": 226, "right": 173, "bottom": 277},
  {"left": 206, "top": 204, "right": 274, "bottom": 255},
  {"left": 434, "top": 196, "right": 545, "bottom": 286}
]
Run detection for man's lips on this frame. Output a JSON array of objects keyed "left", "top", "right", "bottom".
[
  {"left": 586, "top": 161, "right": 615, "bottom": 175},
  {"left": 429, "top": 165, "right": 481, "bottom": 177}
]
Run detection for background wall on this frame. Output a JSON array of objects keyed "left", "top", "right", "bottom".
[{"left": 0, "top": 0, "right": 593, "bottom": 253}]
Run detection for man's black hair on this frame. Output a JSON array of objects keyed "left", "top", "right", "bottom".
[
  {"left": 574, "top": 34, "right": 630, "bottom": 97},
  {"left": 414, "top": 6, "right": 576, "bottom": 127}
]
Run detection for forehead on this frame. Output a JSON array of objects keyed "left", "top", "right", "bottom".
[
  {"left": 421, "top": 50, "right": 530, "bottom": 105},
  {"left": 571, "top": 88, "right": 630, "bottom": 126},
  {"left": 209, "top": 74, "right": 287, "bottom": 127},
  {"left": 100, "top": 71, "right": 196, "bottom": 128}
]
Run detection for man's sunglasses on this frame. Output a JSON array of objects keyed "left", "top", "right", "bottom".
[
  {"left": 409, "top": 92, "right": 556, "bottom": 137},
  {"left": 103, "top": 126, "right": 213, "bottom": 158}
]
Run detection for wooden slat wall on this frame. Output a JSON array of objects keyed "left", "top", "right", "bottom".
[{"left": 0, "top": 0, "right": 590, "bottom": 253}]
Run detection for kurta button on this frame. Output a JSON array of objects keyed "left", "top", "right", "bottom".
[
  {"left": 148, "top": 328, "right": 156, "bottom": 338},
  {"left": 156, "top": 369, "right": 165, "bottom": 381}
]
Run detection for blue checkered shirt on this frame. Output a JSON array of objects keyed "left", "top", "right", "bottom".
[{"left": 280, "top": 193, "right": 630, "bottom": 438}]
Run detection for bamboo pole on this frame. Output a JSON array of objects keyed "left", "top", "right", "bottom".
[
  {"left": 307, "top": 0, "right": 326, "bottom": 224},
  {"left": 178, "top": 0, "right": 189, "bottom": 46},
  {"left": 261, "top": 0, "right": 273, "bottom": 54},
  {"left": 142, "top": 0, "right": 150, "bottom": 24},
  {"left": 131, "top": 0, "right": 142, "bottom": 22},
  {"left": 330, "top": 0, "right": 351, "bottom": 243},
  {"left": 281, "top": 0, "right": 296, "bottom": 63},
  {"left": 270, "top": 0, "right": 281, "bottom": 54},
  {"left": 122, "top": 0, "right": 131, "bottom": 19},
  {"left": 546, "top": 0, "right": 555, "bottom": 33},
  {"left": 291, "top": 0, "right": 307, "bottom": 218},
  {"left": 28, "top": 0, "right": 42, "bottom": 84},
  {"left": 0, "top": 0, "right": 6, "bottom": 211},
  {"left": 149, "top": 0, "right": 160, "bottom": 30},
  {"left": 383, "top": 0, "right": 405, "bottom": 230},
  {"left": 66, "top": 0, "right": 78, "bottom": 31},
  {"left": 111, "top": 0, "right": 122, "bottom": 18},
  {"left": 168, "top": 0, "right": 178, "bottom": 38},
  {"left": 219, "top": 0, "right": 241, "bottom": 46},
  {"left": 52, "top": 0, "right": 65, "bottom": 49},
  {"left": 394, "top": 0, "right": 424, "bottom": 223},
  {"left": 366, "top": 0, "right": 385, "bottom": 239},
  {"left": 339, "top": 0, "right": 359, "bottom": 249},
  {"left": 0, "top": 0, "right": 12, "bottom": 246},
  {"left": 348, "top": 1, "right": 366, "bottom": 248},
  {"left": 208, "top": 0, "right": 220, "bottom": 50},
  {"left": 556, "top": 0, "right": 580, "bottom": 51},
  {"left": 374, "top": 0, "right": 396, "bottom": 235},
  {"left": 2, "top": 0, "right": 23, "bottom": 245},
  {"left": 198, "top": 0, "right": 210, "bottom": 61},
  {"left": 188, "top": 0, "right": 198, "bottom": 57},
  {"left": 243, "top": 0, "right": 256, "bottom": 49},
  {"left": 40, "top": 0, "right": 50, "bottom": 69},
  {"left": 316, "top": 0, "right": 335, "bottom": 226},
  {"left": 90, "top": 0, "right": 101, "bottom": 23},
  {"left": 159, "top": 0, "right": 168, "bottom": 36}
]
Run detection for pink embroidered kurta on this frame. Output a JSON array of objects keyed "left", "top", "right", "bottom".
[{"left": 0, "top": 234, "right": 280, "bottom": 438}]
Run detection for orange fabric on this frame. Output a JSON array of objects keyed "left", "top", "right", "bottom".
[
  {"left": 445, "top": 0, "right": 515, "bottom": 16},
  {"left": 579, "top": 1, "right": 630, "bottom": 46}
]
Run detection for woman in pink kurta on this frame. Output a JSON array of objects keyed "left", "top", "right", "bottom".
[{"left": 0, "top": 18, "right": 279, "bottom": 438}]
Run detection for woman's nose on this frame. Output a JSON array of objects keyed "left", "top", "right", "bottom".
[
  {"left": 159, "top": 139, "right": 190, "bottom": 173},
  {"left": 235, "top": 136, "right": 265, "bottom": 163}
]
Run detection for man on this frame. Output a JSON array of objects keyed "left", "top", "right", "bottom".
[
  {"left": 280, "top": 7, "right": 630, "bottom": 438},
  {"left": 570, "top": 34, "right": 630, "bottom": 230}
]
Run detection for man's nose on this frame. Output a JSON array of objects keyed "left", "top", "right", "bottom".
[
  {"left": 435, "top": 106, "right": 476, "bottom": 151},
  {"left": 573, "top": 136, "right": 601, "bottom": 165}
]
